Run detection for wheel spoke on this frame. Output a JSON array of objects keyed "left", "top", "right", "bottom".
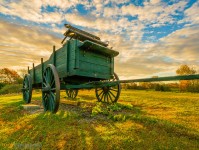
[
  {"left": 109, "top": 88, "right": 118, "bottom": 92},
  {"left": 98, "top": 90, "right": 103, "bottom": 97},
  {"left": 51, "top": 88, "right": 56, "bottom": 91},
  {"left": 107, "top": 92, "right": 113, "bottom": 102},
  {"left": 49, "top": 94, "right": 54, "bottom": 111},
  {"left": 66, "top": 89, "right": 78, "bottom": 99},
  {"left": 43, "top": 82, "right": 48, "bottom": 87},
  {"left": 96, "top": 88, "right": 103, "bottom": 92},
  {"left": 104, "top": 93, "right": 107, "bottom": 102},
  {"left": 43, "top": 75, "right": 48, "bottom": 84},
  {"left": 109, "top": 90, "right": 116, "bottom": 98},
  {"left": 101, "top": 93, "right": 105, "bottom": 101},
  {"left": 50, "top": 79, "right": 55, "bottom": 87},
  {"left": 50, "top": 92, "right": 55, "bottom": 102}
]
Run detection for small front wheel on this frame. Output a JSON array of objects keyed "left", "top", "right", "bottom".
[{"left": 95, "top": 73, "right": 121, "bottom": 103}]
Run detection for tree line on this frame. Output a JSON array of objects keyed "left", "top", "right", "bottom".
[
  {"left": 0, "top": 65, "right": 199, "bottom": 93},
  {"left": 122, "top": 65, "right": 199, "bottom": 92}
]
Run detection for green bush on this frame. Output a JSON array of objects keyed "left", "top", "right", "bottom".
[
  {"left": 107, "top": 103, "right": 133, "bottom": 111},
  {"left": 0, "top": 83, "right": 6, "bottom": 90},
  {"left": 91, "top": 102, "right": 109, "bottom": 116},
  {"left": 0, "top": 84, "right": 22, "bottom": 95},
  {"left": 155, "top": 84, "right": 171, "bottom": 92},
  {"left": 113, "top": 114, "right": 126, "bottom": 122}
]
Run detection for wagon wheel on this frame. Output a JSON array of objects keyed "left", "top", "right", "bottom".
[
  {"left": 42, "top": 64, "right": 60, "bottom": 113},
  {"left": 66, "top": 89, "right": 78, "bottom": 99},
  {"left": 95, "top": 73, "right": 121, "bottom": 103},
  {"left": 22, "top": 74, "right": 32, "bottom": 103}
]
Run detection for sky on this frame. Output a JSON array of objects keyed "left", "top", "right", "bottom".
[{"left": 0, "top": 0, "right": 198, "bottom": 79}]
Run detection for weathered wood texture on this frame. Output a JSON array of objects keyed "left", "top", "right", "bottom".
[{"left": 29, "top": 39, "right": 118, "bottom": 85}]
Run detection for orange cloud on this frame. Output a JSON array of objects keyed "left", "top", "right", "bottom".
[{"left": 0, "top": 20, "right": 62, "bottom": 69}]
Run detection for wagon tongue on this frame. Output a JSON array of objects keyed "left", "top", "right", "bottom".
[{"left": 61, "top": 24, "right": 109, "bottom": 47}]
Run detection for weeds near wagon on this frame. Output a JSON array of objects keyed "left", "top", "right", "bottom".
[{"left": 91, "top": 102, "right": 137, "bottom": 122}]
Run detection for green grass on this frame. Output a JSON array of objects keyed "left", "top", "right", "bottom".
[
  {"left": 0, "top": 90, "right": 199, "bottom": 149},
  {"left": 0, "top": 84, "right": 22, "bottom": 95}
]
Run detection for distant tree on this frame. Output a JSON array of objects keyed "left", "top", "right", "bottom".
[
  {"left": 176, "top": 65, "right": 196, "bottom": 75},
  {"left": 176, "top": 65, "right": 198, "bottom": 92},
  {"left": 152, "top": 76, "right": 158, "bottom": 78},
  {"left": 139, "top": 82, "right": 153, "bottom": 89},
  {"left": 0, "top": 68, "right": 22, "bottom": 84},
  {"left": 17, "top": 69, "right": 28, "bottom": 78}
]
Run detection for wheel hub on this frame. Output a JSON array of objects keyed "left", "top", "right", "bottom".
[
  {"left": 103, "top": 87, "right": 110, "bottom": 93},
  {"left": 42, "top": 85, "right": 51, "bottom": 93}
]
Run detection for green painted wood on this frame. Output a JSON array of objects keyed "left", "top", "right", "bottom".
[
  {"left": 79, "top": 40, "right": 119, "bottom": 57},
  {"left": 110, "top": 57, "right": 114, "bottom": 75},
  {"left": 29, "top": 39, "right": 118, "bottom": 86},
  {"left": 78, "top": 61, "right": 110, "bottom": 76},
  {"left": 75, "top": 40, "right": 79, "bottom": 69},
  {"left": 79, "top": 50, "right": 111, "bottom": 66},
  {"left": 32, "top": 63, "right": 35, "bottom": 84},
  {"left": 68, "top": 40, "right": 76, "bottom": 74},
  {"left": 41, "top": 58, "right": 44, "bottom": 79},
  {"left": 53, "top": 46, "right": 56, "bottom": 66}
]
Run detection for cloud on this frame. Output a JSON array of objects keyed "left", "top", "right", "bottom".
[
  {"left": 0, "top": 0, "right": 198, "bottom": 79},
  {"left": 64, "top": 13, "right": 134, "bottom": 34},
  {"left": 121, "top": 1, "right": 187, "bottom": 26},
  {"left": 152, "top": 26, "right": 199, "bottom": 62},
  {"left": 0, "top": 0, "right": 77, "bottom": 23},
  {"left": 0, "top": 20, "right": 62, "bottom": 69},
  {"left": 182, "top": 1, "right": 199, "bottom": 25},
  {"left": 113, "top": 25, "right": 199, "bottom": 79}
]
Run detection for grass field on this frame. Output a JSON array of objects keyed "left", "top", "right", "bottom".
[{"left": 0, "top": 90, "right": 199, "bottom": 150}]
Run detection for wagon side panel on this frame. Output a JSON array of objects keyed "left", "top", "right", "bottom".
[
  {"left": 34, "top": 64, "right": 42, "bottom": 84},
  {"left": 77, "top": 49, "right": 112, "bottom": 79},
  {"left": 55, "top": 46, "right": 68, "bottom": 78},
  {"left": 67, "top": 40, "right": 76, "bottom": 76},
  {"left": 76, "top": 40, "right": 114, "bottom": 80}
]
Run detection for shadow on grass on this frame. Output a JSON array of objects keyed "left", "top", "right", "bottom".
[{"left": 1, "top": 98, "right": 199, "bottom": 150}]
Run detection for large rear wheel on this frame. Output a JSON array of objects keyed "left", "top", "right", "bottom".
[
  {"left": 42, "top": 64, "right": 60, "bottom": 113},
  {"left": 95, "top": 73, "right": 121, "bottom": 103}
]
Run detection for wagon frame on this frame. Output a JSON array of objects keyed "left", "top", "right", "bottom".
[
  {"left": 22, "top": 24, "right": 199, "bottom": 113},
  {"left": 22, "top": 24, "right": 121, "bottom": 113}
]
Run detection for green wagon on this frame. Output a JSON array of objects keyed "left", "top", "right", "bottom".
[
  {"left": 22, "top": 24, "right": 199, "bottom": 113},
  {"left": 22, "top": 24, "right": 121, "bottom": 113}
]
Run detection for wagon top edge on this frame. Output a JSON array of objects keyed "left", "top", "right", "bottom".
[{"left": 62, "top": 24, "right": 109, "bottom": 47}]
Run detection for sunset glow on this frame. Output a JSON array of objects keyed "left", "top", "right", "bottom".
[{"left": 0, "top": 0, "right": 198, "bottom": 79}]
